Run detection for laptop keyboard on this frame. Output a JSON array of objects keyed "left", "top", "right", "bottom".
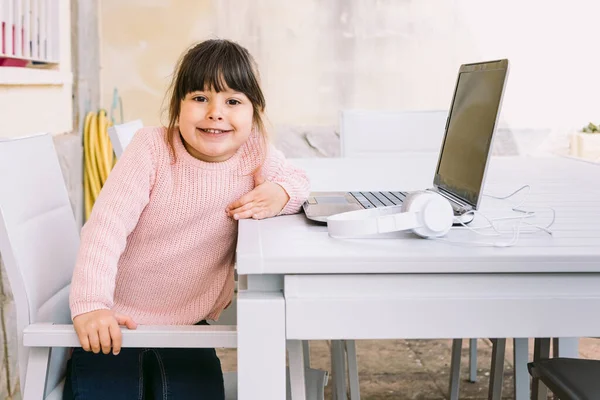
[{"left": 350, "top": 191, "right": 407, "bottom": 209}]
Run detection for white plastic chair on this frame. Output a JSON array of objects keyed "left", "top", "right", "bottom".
[
  {"left": 340, "top": 110, "right": 471, "bottom": 398},
  {"left": 108, "top": 119, "right": 143, "bottom": 159},
  {"left": 0, "top": 133, "right": 326, "bottom": 400},
  {"left": 340, "top": 109, "right": 448, "bottom": 157},
  {"left": 339, "top": 109, "right": 531, "bottom": 400}
]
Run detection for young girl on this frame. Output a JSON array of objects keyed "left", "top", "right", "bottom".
[{"left": 64, "top": 39, "right": 310, "bottom": 399}]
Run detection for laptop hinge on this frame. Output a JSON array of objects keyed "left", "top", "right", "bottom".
[{"left": 430, "top": 187, "right": 473, "bottom": 214}]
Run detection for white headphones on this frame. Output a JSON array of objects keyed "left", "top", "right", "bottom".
[{"left": 327, "top": 191, "right": 454, "bottom": 239}]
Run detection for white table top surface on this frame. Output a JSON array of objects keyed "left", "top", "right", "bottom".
[{"left": 237, "top": 155, "right": 600, "bottom": 274}]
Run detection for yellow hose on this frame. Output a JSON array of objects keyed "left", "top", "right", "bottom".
[{"left": 83, "top": 110, "right": 115, "bottom": 221}]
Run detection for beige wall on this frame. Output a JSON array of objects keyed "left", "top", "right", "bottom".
[
  {"left": 100, "top": 0, "right": 600, "bottom": 132},
  {"left": 100, "top": 0, "right": 215, "bottom": 128},
  {"left": 0, "top": 0, "right": 73, "bottom": 138}
]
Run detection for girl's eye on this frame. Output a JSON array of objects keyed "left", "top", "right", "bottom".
[
  {"left": 193, "top": 96, "right": 207, "bottom": 102},
  {"left": 227, "top": 99, "right": 241, "bottom": 106}
]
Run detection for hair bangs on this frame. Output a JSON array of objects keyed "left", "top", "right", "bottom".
[{"left": 175, "top": 42, "right": 263, "bottom": 110}]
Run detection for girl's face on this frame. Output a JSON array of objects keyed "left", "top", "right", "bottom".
[{"left": 178, "top": 86, "right": 254, "bottom": 162}]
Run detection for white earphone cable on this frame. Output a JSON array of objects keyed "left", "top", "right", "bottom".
[{"left": 436, "top": 185, "right": 555, "bottom": 247}]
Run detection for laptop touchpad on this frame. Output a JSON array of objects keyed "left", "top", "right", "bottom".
[{"left": 315, "top": 196, "right": 351, "bottom": 204}]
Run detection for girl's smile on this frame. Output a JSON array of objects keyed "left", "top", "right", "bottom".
[
  {"left": 199, "top": 128, "right": 232, "bottom": 134},
  {"left": 197, "top": 127, "right": 234, "bottom": 139}
]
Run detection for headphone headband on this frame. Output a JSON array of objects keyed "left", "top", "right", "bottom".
[{"left": 327, "top": 192, "right": 454, "bottom": 239}]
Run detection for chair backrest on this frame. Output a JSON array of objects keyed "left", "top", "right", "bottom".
[
  {"left": 0, "top": 133, "right": 79, "bottom": 397},
  {"left": 340, "top": 110, "right": 449, "bottom": 157},
  {"left": 108, "top": 119, "right": 143, "bottom": 158}
]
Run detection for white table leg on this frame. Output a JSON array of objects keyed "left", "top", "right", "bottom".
[
  {"left": 302, "top": 340, "right": 311, "bottom": 367},
  {"left": 532, "top": 338, "right": 551, "bottom": 400},
  {"left": 238, "top": 290, "right": 286, "bottom": 400},
  {"left": 345, "top": 340, "right": 361, "bottom": 400},
  {"left": 469, "top": 338, "right": 478, "bottom": 383},
  {"left": 330, "top": 344, "right": 337, "bottom": 400},
  {"left": 553, "top": 337, "right": 579, "bottom": 358},
  {"left": 449, "top": 338, "right": 462, "bottom": 400},
  {"left": 288, "top": 340, "right": 307, "bottom": 400},
  {"left": 331, "top": 340, "right": 347, "bottom": 400},
  {"left": 488, "top": 338, "right": 505, "bottom": 400},
  {"left": 513, "top": 338, "right": 529, "bottom": 400}
]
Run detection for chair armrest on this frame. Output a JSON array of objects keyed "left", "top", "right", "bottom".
[{"left": 23, "top": 323, "right": 237, "bottom": 348}]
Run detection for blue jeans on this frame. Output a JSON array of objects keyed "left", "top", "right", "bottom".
[{"left": 63, "top": 322, "right": 224, "bottom": 400}]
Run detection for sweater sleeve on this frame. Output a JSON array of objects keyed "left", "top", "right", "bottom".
[
  {"left": 69, "top": 129, "right": 157, "bottom": 319},
  {"left": 260, "top": 144, "right": 310, "bottom": 215}
]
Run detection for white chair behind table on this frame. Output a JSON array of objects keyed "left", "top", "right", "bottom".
[
  {"left": 339, "top": 109, "right": 530, "bottom": 400},
  {"left": 108, "top": 119, "right": 143, "bottom": 160},
  {"left": 340, "top": 109, "right": 448, "bottom": 158},
  {"left": 337, "top": 109, "right": 449, "bottom": 399},
  {"left": 108, "top": 123, "right": 328, "bottom": 400}
]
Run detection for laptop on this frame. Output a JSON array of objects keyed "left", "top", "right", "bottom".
[{"left": 303, "top": 59, "right": 509, "bottom": 223}]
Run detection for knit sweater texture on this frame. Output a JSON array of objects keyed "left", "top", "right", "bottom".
[{"left": 70, "top": 126, "right": 309, "bottom": 324}]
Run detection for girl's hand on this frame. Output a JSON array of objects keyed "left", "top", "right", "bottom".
[
  {"left": 226, "top": 172, "right": 290, "bottom": 220},
  {"left": 73, "top": 309, "right": 137, "bottom": 355}
]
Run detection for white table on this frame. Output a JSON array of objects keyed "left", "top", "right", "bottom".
[{"left": 236, "top": 155, "right": 600, "bottom": 400}]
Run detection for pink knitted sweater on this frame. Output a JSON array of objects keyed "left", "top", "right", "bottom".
[{"left": 69, "top": 127, "right": 309, "bottom": 324}]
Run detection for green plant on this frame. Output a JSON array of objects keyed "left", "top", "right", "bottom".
[{"left": 582, "top": 122, "right": 600, "bottom": 133}]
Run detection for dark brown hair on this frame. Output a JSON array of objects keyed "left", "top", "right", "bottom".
[{"left": 164, "top": 39, "right": 267, "bottom": 161}]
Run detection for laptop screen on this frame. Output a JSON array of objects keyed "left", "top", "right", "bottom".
[{"left": 433, "top": 60, "right": 509, "bottom": 208}]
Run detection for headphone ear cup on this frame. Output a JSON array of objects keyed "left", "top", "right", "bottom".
[
  {"left": 401, "top": 191, "right": 427, "bottom": 213},
  {"left": 402, "top": 192, "right": 454, "bottom": 238}
]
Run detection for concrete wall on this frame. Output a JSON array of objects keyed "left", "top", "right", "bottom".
[{"left": 99, "top": 0, "right": 600, "bottom": 135}]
